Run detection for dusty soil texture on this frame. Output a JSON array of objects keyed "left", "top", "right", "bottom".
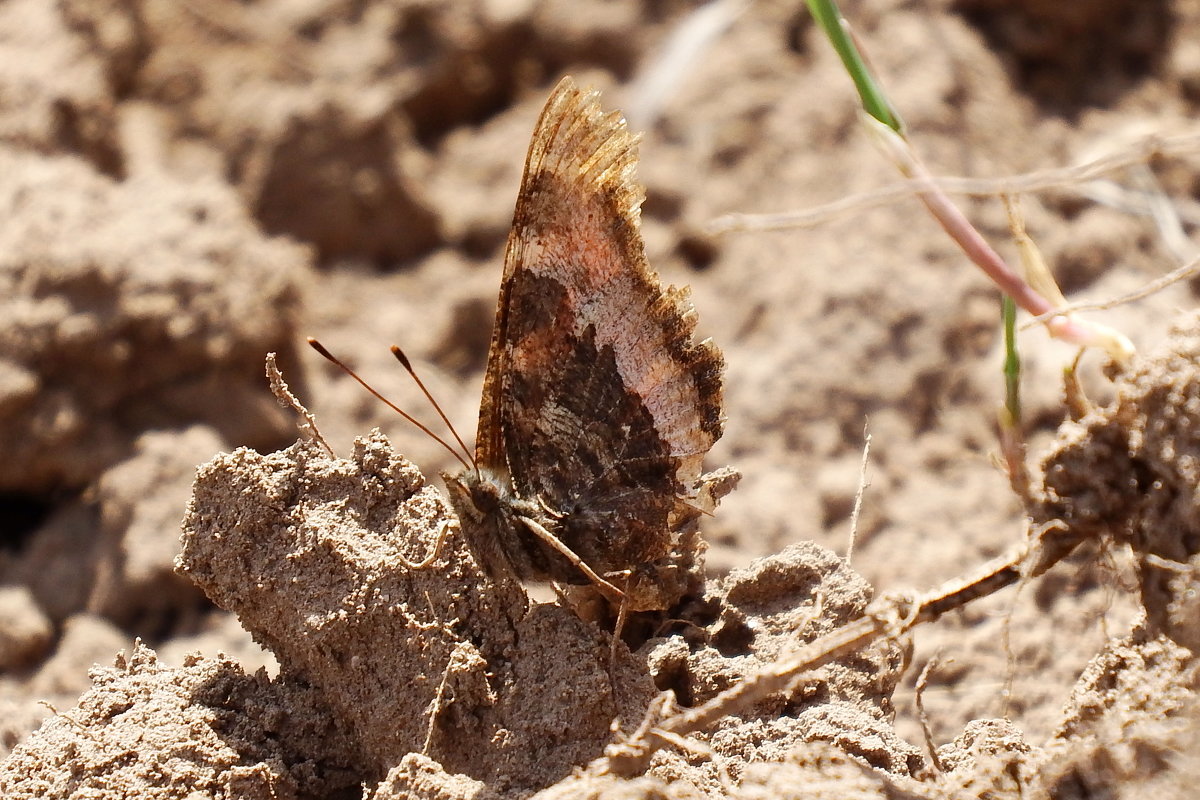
[{"left": 2, "top": 0, "right": 1200, "bottom": 797}]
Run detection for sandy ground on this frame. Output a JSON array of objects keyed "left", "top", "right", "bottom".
[{"left": 1, "top": 0, "right": 1200, "bottom": 797}]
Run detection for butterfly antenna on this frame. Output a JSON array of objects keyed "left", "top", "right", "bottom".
[
  {"left": 307, "top": 338, "right": 473, "bottom": 473},
  {"left": 390, "top": 345, "right": 477, "bottom": 473}
]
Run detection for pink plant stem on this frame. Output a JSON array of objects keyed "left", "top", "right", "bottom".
[
  {"left": 869, "top": 118, "right": 1094, "bottom": 345},
  {"left": 906, "top": 160, "right": 1087, "bottom": 342}
]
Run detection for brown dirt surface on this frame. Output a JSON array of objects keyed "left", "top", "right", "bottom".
[{"left": 3, "top": 0, "right": 1200, "bottom": 798}]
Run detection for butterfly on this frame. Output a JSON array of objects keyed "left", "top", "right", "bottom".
[{"left": 442, "top": 77, "right": 732, "bottom": 612}]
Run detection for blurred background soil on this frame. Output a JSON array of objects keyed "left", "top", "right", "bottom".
[{"left": 1, "top": 0, "right": 1199, "bottom": 794}]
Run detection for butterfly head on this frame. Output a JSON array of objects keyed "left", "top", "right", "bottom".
[
  {"left": 443, "top": 468, "right": 502, "bottom": 518},
  {"left": 442, "top": 467, "right": 527, "bottom": 583}
]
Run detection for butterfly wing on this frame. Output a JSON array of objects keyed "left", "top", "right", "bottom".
[{"left": 476, "top": 77, "right": 723, "bottom": 575}]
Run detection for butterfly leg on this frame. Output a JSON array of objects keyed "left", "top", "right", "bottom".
[
  {"left": 608, "top": 581, "right": 632, "bottom": 681},
  {"left": 516, "top": 514, "right": 626, "bottom": 604},
  {"left": 396, "top": 518, "right": 455, "bottom": 570}
]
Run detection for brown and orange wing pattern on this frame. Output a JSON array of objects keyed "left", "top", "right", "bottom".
[{"left": 475, "top": 77, "right": 724, "bottom": 573}]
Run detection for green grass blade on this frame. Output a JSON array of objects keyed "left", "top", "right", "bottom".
[
  {"left": 1002, "top": 295, "right": 1021, "bottom": 425},
  {"left": 805, "top": 0, "right": 903, "bottom": 132}
]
